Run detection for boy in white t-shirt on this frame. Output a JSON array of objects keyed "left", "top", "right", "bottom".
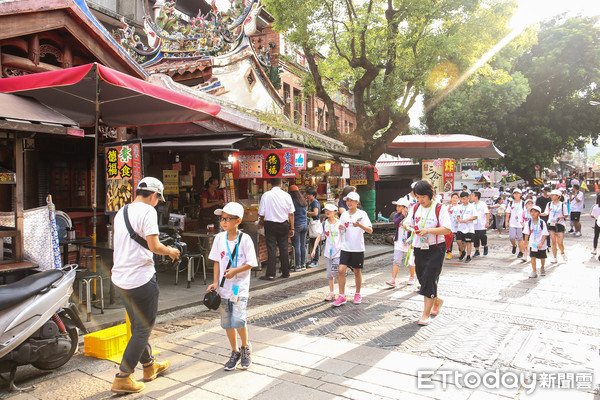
[
  {"left": 207, "top": 202, "right": 258, "bottom": 371},
  {"left": 310, "top": 203, "right": 342, "bottom": 301},
  {"left": 523, "top": 205, "right": 549, "bottom": 278},
  {"left": 332, "top": 192, "right": 373, "bottom": 307},
  {"left": 456, "top": 191, "right": 477, "bottom": 263},
  {"left": 386, "top": 197, "right": 415, "bottom": 287}
]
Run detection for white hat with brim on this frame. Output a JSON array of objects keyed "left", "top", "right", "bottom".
[
  {"left": 550, "top": 189, "right": 561, "bottom": 196},
  {"left": 137, "top": 177, "right": 165, "bottom": 202},
  {"left": 214, "top": 202, "right": 244, "bottom": 219},
  {"left": 513, "top": 188, "right": 522, "bottom": 194},
  {"left": 323, "top": 203, "right": 338, "bottom": 212},
  {"left": 531, "top": 205, "right": 542, "bottom": 213},
  {"left": 343, "top": 192, "right": 360, "bottom": 202},
  {"left": 525, "top": 198, "right": 534, "bottom": 204},
  {"left": 392, "top": 198, "right": 411, "bottom": 207}
]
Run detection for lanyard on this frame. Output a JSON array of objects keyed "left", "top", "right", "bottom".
[
  {"left": 551, "top": 202, "right": 559, "bottom": 219},
  {"left": 460, "top": 204, "right": 468, "bottom": 219},
  {"left": 327, "top": 221, "right": 337, "bottom": 246},
  {"left": 225, "top": 233, "right": 240, "bottom": 270},
  {"left": 532, "top": 219, "right": 539, "bottom": 240},
  {"left": 420, "top": 204, "right": 433, "bottom": 229}
]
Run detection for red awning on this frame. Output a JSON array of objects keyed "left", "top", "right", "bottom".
[
  {"left": 0, "top": 63, "right": 221, "bottom": 127},
  {"left": 387, "top": 134, "right": 504, "bottom": 159}
]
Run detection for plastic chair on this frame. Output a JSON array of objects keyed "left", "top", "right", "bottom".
[{"left": 75, "top": 270, "right": 104, "bottom": 321}]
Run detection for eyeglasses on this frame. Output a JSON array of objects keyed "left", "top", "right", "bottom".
[{"left": 219, "top": 216, "right": 238, "bottom": 222}]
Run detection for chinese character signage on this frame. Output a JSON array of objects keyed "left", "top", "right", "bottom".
[
  {"left": 163, "top": 170, "right": 179, "bottom": 195},
  {"left": 350, "top": 166, "right": 367, "bottom": 186},
  {"left": 104, "top": 139, "right": 143, "bottom": 214},
  {"left": 422, "top": 159, "right": 454, "bottom": 194},
  {"left": 233, "top": 149, "right": 298, "bottom": 179}
]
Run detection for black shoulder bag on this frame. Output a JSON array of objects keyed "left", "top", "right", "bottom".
[
  {"left": 203, "top": 233, "right": 241, "bottom": 310},
  {"left": 123, "top": 204, "right": 150, "bottom": 250}
]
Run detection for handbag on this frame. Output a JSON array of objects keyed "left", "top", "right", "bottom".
[
  {"left": 203, "top": 233, "right": 241, "bottom": 310},
  {"left": 308, "top": 218, "right": 321, "bottom": 238}
]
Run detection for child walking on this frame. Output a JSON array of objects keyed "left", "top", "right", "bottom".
[
  {"left": 456, "top": 191, "right": 477, "bottom": 263},
  {"left": 310, "top": 203, "right": 342, "bottom": 301},
  {"left": 386, "top": 197, "right": 415, "bottom": 286},
  {"left": 332, "top": 192, "right": 373, "bottom": 306},
  {"left": 589, "top": 194, "right": 600, "bottom": 255},
  {"left": 207, "top": 202, "right": 258, "bottom": 370},
  {"left": 446, "top": 193, "right": 460, "bottom": 259},
  {"left": 523, "top": 205, "right": 548, "bottom": 278}
]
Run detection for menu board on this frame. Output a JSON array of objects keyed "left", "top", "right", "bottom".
[
  {"left": 349, "top": 166, "right": 367, "bottom": 186},
  {"left": 233, "top": 149, "right": 298, "bottom": 179},
  {"left": 104, "top": 139, "right": 143, "bottom": 214},
  {"left": 163, "top": 170, "right": 179, "bottom": 195},
  {"left": 423, "top": 159, "right": 455, "bottom": 193}
]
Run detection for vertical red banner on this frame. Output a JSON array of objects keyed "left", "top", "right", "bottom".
[{"left": 104, "top": 139, "right": 143, "bottom": 214}]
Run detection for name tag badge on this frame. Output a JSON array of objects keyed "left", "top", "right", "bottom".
[
  {"left": 532, "top": 243, "right": 538, "bottom": 250},
  {"left": 231, "top": 285, "right": 239, "bottom": 303},
  {"left": 420, "top": 236, "right": 429, "bottom": 250}
]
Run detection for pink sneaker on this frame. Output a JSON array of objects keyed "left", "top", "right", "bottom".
[
  {"left": 353, "top": 294, "right": 362, "bottom": 304},
  {"left": 407, "top": 276, "right": 415, "bottom": 285},
  {"left": 324, "top": 292, "right": 336, "bottom": 301},
  {"left": 332, "top": 295, "right": 346, "bottom": 307},
  {"left": 385, "top": 279, "right": 396, "bottom": 287}
]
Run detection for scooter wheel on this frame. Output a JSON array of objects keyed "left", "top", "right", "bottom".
[{"left": 32, "top": 318, "right": 79, "bottom": 370}]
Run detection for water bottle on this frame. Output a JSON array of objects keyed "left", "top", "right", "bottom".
[{"left": 107, "top": 224, "right": 113, "bottom": 247}]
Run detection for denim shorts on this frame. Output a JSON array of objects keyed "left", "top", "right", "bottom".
[{"left": 220, "top": 297, "right": 248, "bottom": 330}]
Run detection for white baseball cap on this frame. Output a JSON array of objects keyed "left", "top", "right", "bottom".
[
  {"left": 137, "top": 177, "right": 165, "bottom": 202},
  {"left": 512, "top": 188, "right": 522, "bottom": 194},
  {"left": 323, "top": 203, "right": 338, "bottom": 212},
  {"left": 550, "top": 189, "right": 561, "bottom": 196},
  {"left": 343, "top": 192, "right": 360, "bottom": 202},
  {"left": 411, "top": 182, "right": 417, "bottom": 189},
  {"left": 525, "top": 198, "right": 534, "bottom": 204},
  {"left": 214, "top": 202, "right": 244, "bottom": 219},
  {"left": 531, "top": 205, "right": 542, "bottom": 213},
  {"left": 392, "top": 198, "right": 410, "bottom": 207}
]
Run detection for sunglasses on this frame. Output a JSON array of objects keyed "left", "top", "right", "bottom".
[{"left": 219, "top": 216, "right": 239, "bottom": 222}]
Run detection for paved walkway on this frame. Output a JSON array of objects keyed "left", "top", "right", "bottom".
[{"left": 2, "top": 218, "right": 599, "bottom": 399}]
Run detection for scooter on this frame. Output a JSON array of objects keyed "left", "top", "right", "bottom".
[{"left": 0, "top": 264, "right": 86, "bottom": 391}]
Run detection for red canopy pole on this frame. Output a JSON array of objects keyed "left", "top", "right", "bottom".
[{"left": 92, "top": 65, "right": 99, "bottom": 275}]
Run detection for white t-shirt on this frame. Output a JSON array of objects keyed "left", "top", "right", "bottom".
[
  {"left": 570, "top": 191, "right": 584, "bottom": 212},
  {"left": 258, "top": 186, "right": 295, "bottom": 223},
  {"left": 208, "top": 232, "right": 257, "bottom": 299},
  {"left": 544, "top": 201, "right": 568, "bottom": 226},
  {"left": 112, "top": 202, "right": 160, "bottom": 290},
  {"left": 473, "top": 201, "right": 489, "bottom": 230},
  {"left": 394, "top": 217, "right": 411, "bottom": 252},
  {"left": 456, "top": 203, "right": 476, "bottom": 234},
  {"left": 448, "top": 205, "right": 460, "bottom": 233},
  {"left": 506, "top": 199, "right": 525, "bottom": 228},
  {"left": 320, "top": 219, "right": 342, "bottom": 259},
  {"left": 339, "top": 209, "right": 372, "bottom": 252},
  {"left": 591, "top": 205, "right": 600, "bottom": 227},
  {"left": 404, "top": 203, "right": 452, "bottom": 248},
  {"left": 523, "top": 219, "right": 549, "bottom": 251}
]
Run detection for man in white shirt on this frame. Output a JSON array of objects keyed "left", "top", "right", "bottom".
[
  {"left": 569, "top": 184, "right": 584, "bottom": 236},
  {"left": 471, "top": 191, "right": 490, "bottom": 257},
  {"left": 111, "top": 177, "right": 180, "bottom": 394},
  {"left": 258, "top": 178, "right": 295, "bottom": 279}
]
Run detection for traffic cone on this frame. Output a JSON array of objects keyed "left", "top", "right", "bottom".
[{"left": 595, "top": 181, "right": 599, "bottom": 193}]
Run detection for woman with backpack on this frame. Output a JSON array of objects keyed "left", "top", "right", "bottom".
[{"left": 403, "top": 180, "right": 452, "bottom": 326}]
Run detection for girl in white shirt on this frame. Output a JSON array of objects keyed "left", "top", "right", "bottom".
[
  {"left": 589, "top": 194, "right": 600, "bottom": 255},
  {"left": 311, "top": 203, "right": 343, "bottom": 301},
  {"left": 386, "top": 197, "right": 415, "bottom": 287}
]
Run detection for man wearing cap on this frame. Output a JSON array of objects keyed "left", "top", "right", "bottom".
[
  {"left": 258, "top": 178, "right": 295, "bottom": 280},
  {"left": 505, "top": 188, "right": 526, "bottom": 259},
  {"left": 111, "top": 177, "right": 180, "bottom": 394}
]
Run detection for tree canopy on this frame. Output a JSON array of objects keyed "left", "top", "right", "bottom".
[
  {"left": 263, "top": 0, "right": 517, "bottom": 164},
  {"left": 425, "top": 16, "right": 600, "bottom": 180}
]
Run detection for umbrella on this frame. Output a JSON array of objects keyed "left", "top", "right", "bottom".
[
  {"left": 387, "top": 134, "right": 504, "bottom": 159},
  {"left": 0, "top": 63, "right": 221, "bottom": 261}
]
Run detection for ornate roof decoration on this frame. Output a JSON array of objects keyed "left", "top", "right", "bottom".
[{"left": 118, "top": 0, "right": 263, "bottom": 66}]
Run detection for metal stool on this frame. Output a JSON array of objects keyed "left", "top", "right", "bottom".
[
  {"left": 80, "top": 254, "right": 103, "bottom": 271},
  {"left": 175, "top": 252, "right": 206, "bottom": 287},
  {"left": 75, "top": 270, "right": 104, "bottom": 321}
]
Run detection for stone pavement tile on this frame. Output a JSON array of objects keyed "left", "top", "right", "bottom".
[
  {"left": 252, "top": 380, "right": 335, "bottom": 400},
  {"left": 249, "top": 327, "right": 320, "bottom": 349},
  {"left": 320, "top": 372, "right": 415, "bottom": 399},
  {"left": 270, "top": 360, "right": 328, "bottom": 380},
  {"left": 562, "top": 313, "right": 600, "bottom": 330},
  {"left": 2, "top": 393, "right": 38, "bottom": 400},
  {"left": 317, "top": 382, "right": 424, "bottom": 400},
  {"left": 141, "top": 376, "right": 197, "bottom": 399},
  {"left": 250, "top": 362, "right": 325, "bottom": 388},
  {"left": 519, "top": 388, "right": 598, "bottom": 399},
  {"left": 372, "top": 351, "right": 445, "bottom": 376},
  {"left": 23, "top": 370, "right": 113, "bottom": 400},
  {"left": 309, "top": 357, "right": 357, "bottom": 375},
  {"left": 334, "top": 343, "right": 396, "bottom": 367},
  {"left": 297, "top": 337, "right": 360, "bottom": 358},
  {"left": 467, "top": 391, "right": 514, "bottom": 400},
  {"left": 253, "top": 344, "right": 326, "bottom": 368},
  {"left": 175, "top": 386, "right": 236, "bottom": 399},
  {"left": 166, "top": 357, "right": 224, "bottom": 386},
  {"left": 503, "top": 304, "right": 565, "bottom": 320},
  {"left": 199, "top": 370, "right": 281, "bottom": 400},
  {"left": 183, "top": 330, "right": 224, "bottom": 345}
]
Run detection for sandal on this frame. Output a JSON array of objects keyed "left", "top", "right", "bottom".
[
  {"left": 430, "top": 299, "right": 444, "bottom": 316},
  {"left": 417, "top": 317, "right": 431, "bottom": 326}
]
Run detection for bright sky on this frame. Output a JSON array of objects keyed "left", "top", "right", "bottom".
[{"left": 510, "top": 0, "right": 600, "bottom": 28}]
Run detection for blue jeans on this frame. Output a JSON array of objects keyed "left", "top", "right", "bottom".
[{"left": 292, "top": 224, "right": 308, "bottom": 266}]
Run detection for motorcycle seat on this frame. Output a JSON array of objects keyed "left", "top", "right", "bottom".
[{"left": 0, "top": 269, "right": 64, "bottom": 311}]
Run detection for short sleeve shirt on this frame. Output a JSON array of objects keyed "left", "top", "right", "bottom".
[
  {"left": 544, "top": 201, "right": 568, "bottom": 226},
  {"left": 571, "top": 192, "right": 584, "bottom": 212},
  {"left": 322, "top": 219, "right": 342, "bottom": 258},
  {"left": 339, "top": 209, "right": 372, "bottom": 252},
  {"left": 456, "top": 203, "right": 476, "bottom": 234},
  {"left": 507, "top": 200, "right": 525, "bottom": 228},
  {"left": 208, "top": 232, "right": 257, "bottom": 299},
  {"left": 258, "top": 187, "right": 295, "bottom": 223},
  {"left": 473, "top": 201, "right": 489, "bottom": 230},
  {"left": 523, "top": 219, "right": 549, "bottom": 250},
  {"left": 405, "top": 203, "right": 452, "bottom": 248}
]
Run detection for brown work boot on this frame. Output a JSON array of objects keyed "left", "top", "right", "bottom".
[
  {"left": 111, "top": 374, "right": 145, "bottom": 394},
  {"left": 143, "top": 359, "right": 170, "bottom": 381}
]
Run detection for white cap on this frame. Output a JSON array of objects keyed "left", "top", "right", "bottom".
[
  {"left": 411, "top": 182, "right": 417, "bottom": 189},
  {"left": 531, "top": 205, "right": 541, "bottom": 213},
  {"left": 392, "top": 197, "right": 410, "bottom": 207},
  {"left": 214, "top": 202, "right": 244, "bottom": 219},
  {"left": 525, "top": 198, "right": 534, "bottom": 204},
  {"left": 343, "top": 192, "right": 360, "bottom": 202},
  {"left": 550, "top": 189, "right": 561, "bottom": 196},
  {"left": 513, "top": 188, "right": 522, "bottom": 194},
  {"left": 137, "top": 177, "right": 165, "bottom": 202},
  {"left": 323, "top": 203, "right": 338, "bottom": 212}
]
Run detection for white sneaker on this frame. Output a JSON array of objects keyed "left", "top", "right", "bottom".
[
  {"left": 529, "top": 272, "right": 538, "bottom": 278},
  {"left": 551, "top": 257, "right": 558, "bottom": 264},
  {"left": 407, "top": 276, "right": 415, "bottom": 285},
  {"left": 562, "top": 253, "right": 568, "bottom": 261},
  {"left": 591, "top": 250, "right": 597, "bottom": 255},
  {"left": 575, "top": 232, "right": 582, "bottom": 237}
]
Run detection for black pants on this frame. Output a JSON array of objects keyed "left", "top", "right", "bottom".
[
  {"left": 474, "top": 229, "right": 487, "bottom": 248},
  {"left": 265, "top": 221, "right": 291, "bottom": 277},
  {"left": 414, "top": 243, "right": 445, "bottom": 298},
  {"left": 116, "top": 275, "right": 159, "bottom": 374},
  {"left": 594, "top": 224, "right": 600, "bottom": 249}
]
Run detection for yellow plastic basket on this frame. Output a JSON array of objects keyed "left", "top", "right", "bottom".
[{"left": 84, "top": 324, "right": 128, "bottom": 362}]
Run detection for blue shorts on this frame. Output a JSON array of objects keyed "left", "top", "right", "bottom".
[{"left": 220, "top": 297, "right": 248, "bottom": 330}]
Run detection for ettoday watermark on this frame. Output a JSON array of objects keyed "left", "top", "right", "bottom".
[{"left": 417, "top": 369, "right": 594, "bottom": 394}]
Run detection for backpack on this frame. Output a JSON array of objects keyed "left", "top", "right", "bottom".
[{"left": 527, "top": 219, "right": 546, "bottom": 236}]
